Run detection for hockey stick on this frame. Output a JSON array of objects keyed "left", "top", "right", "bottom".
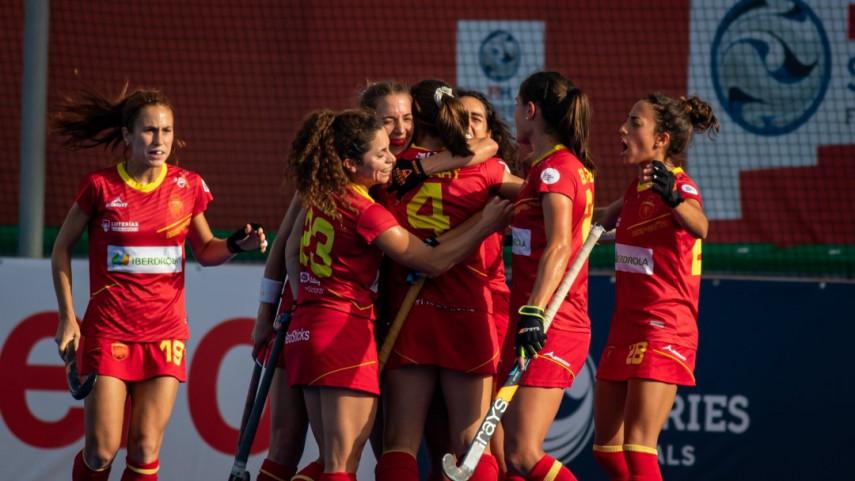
[
  {"left": 442, "top": 224, "right": 605, "bottom": 481},
  {"left": 62, "top": 345, "right": 96, "bottom": 400},
  {"left": 377, "top": 275, "right": 426, "bottom": 372},
  {"left": 228, "top": 311, "right": 290, "bottom": 481}
]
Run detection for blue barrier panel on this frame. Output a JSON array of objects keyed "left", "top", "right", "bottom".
[{"left": 550, "top": 276, "right": 855, "bottom": 481}]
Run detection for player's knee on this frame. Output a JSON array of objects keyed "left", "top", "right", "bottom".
[
  {"left": 503, "top": 438, "right": 540, "bottom": 474},
  {"left": 126, "top": 435, "right": 161, "bottom": 463},
  {"left": 84, "top": 446, "right": 117, "bottom": 470}
]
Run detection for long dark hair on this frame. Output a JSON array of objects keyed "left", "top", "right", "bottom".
[
  {"left": 518, "top": 71, "right": 593, "bottom": 173},
  {"left": 410, "top": 79, "right": 472, "bottom": 157},
  {"left": 457, "top": 88, "right": 517, "bottom": 170}
]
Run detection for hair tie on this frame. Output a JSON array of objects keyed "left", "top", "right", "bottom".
[{"left": 434, "top": 86, "right": 454, "bottom": 107}]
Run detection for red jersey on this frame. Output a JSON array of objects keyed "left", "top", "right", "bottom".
[
  {"left": 509, "top": 145, "right": 595, "bottom": 332},
  {"left": 384, "top": 146, "right": 507, "bottom": 319},
  {"left": 74, "top": 163, "right": 213, "bottom": 341},
  {"left": 611, "top": 168, "right": 703, "bottom": 348},
  {"left": 297, "top": 184, "right": 399, "bottom": 319}
]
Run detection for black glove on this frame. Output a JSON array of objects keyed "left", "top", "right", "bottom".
[
  {"left": 387, "top": 158, "right": 428, "bottom": 199},
  {"left": 650, "top": 161, "right": 684, "bottom": 208},
  {"left": 227, "top": 223, "right": 264, "bottom": 253},
  {"left": 515, "top": 305, "right": 547, "bottom": 359}
]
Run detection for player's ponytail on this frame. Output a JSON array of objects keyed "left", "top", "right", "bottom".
[
  {"left": 646, "top": 93, "right": 719, "bottom": 165},
  {"left": 411, "top": 79, "right": 473, "bottom": 157}
]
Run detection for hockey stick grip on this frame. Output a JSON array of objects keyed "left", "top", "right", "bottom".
[{"left": 378, "top": 275, "right": 426, "bottom": 373}]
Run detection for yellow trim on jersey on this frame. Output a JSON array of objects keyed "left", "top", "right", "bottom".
[
  {"left": 537, "top": 354, "right": 578, "bottom": 380},
  {"left": 465, "top": 264, "right": 489, "bottom": 277},
  {"left": 308, "top": 360, "right": 377, "bottom": 386},
  {"left": 117, "top": 162, "right": 168, "bottom": 193},
  {"left": 90, "top": 283, "right": 118, "bottom": 299},
  {"left": 325, "top": 287, "right": 374, "bottom": 311},
  {"left": 624, "top": 212, "right": 673, "bottom": 232},
  {"left": 651, "top": 348, "right": 696, "bottom": 384},
  {"left": 410, "top": 144, "right": 438, "bottom": 152},
  {"left": 465, "top": 349, "right": 500, "bottom": 373},
  {"left": 156, "top": 213, "right": 193, "bottom": 233},
  {"left": 530, "top": 144, "right": 566, "bottom": 168},
  {"left": 259, "top": 468, "right": 289, "bottom": 481},
  {"left": 593, "top": 444, "right": 625, "bottom": 453},
  {"left": 350, "top": 183, "right": 374, "bottom": 202},
  {"left": 127, "top": 464, "right": 159, "bottom": 475},
  {"left": 544, "top": 459, "right": 563, "bottom": 481},
  {"left": 624, "top": 444, "right": 658, "bottom": 455}
]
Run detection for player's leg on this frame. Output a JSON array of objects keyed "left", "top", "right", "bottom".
[
  {"left": 440, "top": 369, "right": 498, "bottom": 481},
  {"left": 593, "top": 380, "right": 630, "bottom": 481},
  {"left": 376, "top": 365, "right": 438, "bottom": 481},
  {"left": 259, "top": 367, "right": 311, "bottom": 481},
  {"left": 315, "top": 387, "right": 377, "bottom": 479},
  {"left": 622, "top": 379, "right": 676, "bottom": 481},
  {"left": 503, "top": 386, "right": 576, "bottom": 481},
  {"left": 423, "top": 387, "right": 451, "bottom": 481},
  {"left": 73, "top": 376, "right": 128, "bottom": 480},
  {"left": 123, "top": 375, "right": 180, "bottom": 480}
]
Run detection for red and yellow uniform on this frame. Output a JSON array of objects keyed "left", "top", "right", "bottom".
[
  {"left": 74, "top": 163, "right": 212, "bottom": 381},
  {"left": 383, "top": 147, "right": 507, "bottom": 374},
  {"left": 507, "top": 145, "right": 595, "bottom": 388},
  {"left": 284, "top": 185, "right": 399, "bottom": 395},
  {"left": 597, "top": 168, "right": 702, "bottom": 386}
]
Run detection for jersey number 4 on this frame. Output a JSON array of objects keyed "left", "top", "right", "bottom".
[{"left": 406, "top": 182, "right": 450, "bottom": 235}]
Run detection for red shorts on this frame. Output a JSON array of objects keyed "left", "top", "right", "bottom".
[
  {"left": 284, "top": 305, "right": 379, "bottom": 395},
  {"left": 596, "top": 340, "right": 696, "bottom": 386},
  {"left": 499, "top": 327, "right": 590, "bottom": 389},
  {"left": 386, "top": 301, "right": 498, "bottom": 375},
  {"left": 79, "top": 336, "right": 187, "bottom": 382}
]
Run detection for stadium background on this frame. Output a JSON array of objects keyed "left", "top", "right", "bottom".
[{"left": 1, "top": 1, "right": 854, "bottom": 480}]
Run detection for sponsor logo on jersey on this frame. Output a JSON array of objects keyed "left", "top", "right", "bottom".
[
  {"left": 511, "top": 227, "right": 532, "bottom": 256},
  {"left": 107, "top": 245, "right": 183, "bottom": 274},
  {"left": 540, "top": 167, "right": 560, "bottom": 185},
  {"left": 711, "top": 0, "right": 830, "bottom": 136},
  {"left": 108, "top": 221, "right": 139, "bottom": 232},
  {"left": 544, "top": 356, "right": 596, "bottom": 463},
  {"left": 540, "top": 351, "right": 571, "bottom": 368},
  {"left": 615, "top": 243, "right": 654, "bottom": 275},
  {"left": 285, "top": 328, "right": 310, "bottom": 344},
  {"left": 662, "top": 344, "right": 687, "bottom": 361},
  {"left": 681, "top": 183, "right": 699, "bottom": 196},
  {"left": 106, "top": 196, "right": 128, "bottom": 209},
  {"left": 648, "top": 320, "right": 666, "bottom": 329},
  {"left": 175, "top": 176, "right": 187, "bottom": 188}
]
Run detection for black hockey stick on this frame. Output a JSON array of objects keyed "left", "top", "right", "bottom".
[{"left": 62, "top": 345, "right": 96, "bottom": 400}]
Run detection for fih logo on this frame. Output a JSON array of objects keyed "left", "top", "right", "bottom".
[
  {"left": 711, "top": 0, "right": 831, "bottom": 136},
  {"left": 543, "top": 356, "right": 595, "bottom": 463},
  {"left": 479, "top": 30, "right": 521, "bottom": 81}
]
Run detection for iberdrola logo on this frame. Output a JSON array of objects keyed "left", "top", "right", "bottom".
[{"left": 110, "top": 252, "right": 130, "bottom": 266}]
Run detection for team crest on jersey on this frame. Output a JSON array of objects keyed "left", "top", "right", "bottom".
[
  {"left": 175, "top": 176, "right": 187, "bottom": 188},
  {"left": 105, "top": 196, "right": 127, "bottom": 209},
  {"left": 101, "top": 219, "right": 111, "bottom": 232},
  {"left": 168, "top": 198, "right": 184, "bottom": 217},
  {"left": 638, "top": 200, "right": 656, "bottom": 219},
  {"left": 540, "top": 167, "right": 560, "bottom": 185},
  {"left": 111, "top": 342, "right": 129, "bottom": 361}
]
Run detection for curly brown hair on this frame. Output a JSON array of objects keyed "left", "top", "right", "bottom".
[{"left": 288, "top": 109, "right": 382, "bottom": 216}]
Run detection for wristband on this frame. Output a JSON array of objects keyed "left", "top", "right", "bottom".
[
  {"left": 259, "top": 277, "right": 283, "bottom": 304},
  {"left": 518, "top": 305, "right": 546, "bottom": 320}
]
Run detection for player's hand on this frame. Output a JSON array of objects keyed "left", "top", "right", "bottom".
[
  {"left": 479, "top": 197, "right": 513, "bottom": 232},
  {"left": 515, "top": 305, "right": 547, "bottom": 362},
  {"left": 227, "top": 223, "right": 267, "bottom": 254},
  {"left": 646, "top": 161, "right": 684, "bottom": 208},
  {"left": 387, "top": 158, "right": 428, "bottom": 199},
  {"left": 251, "top": 304, "right": 276, "bottom": 357},
  {"left": 55, "top": 315, "right": 81, "bottom": 360}
]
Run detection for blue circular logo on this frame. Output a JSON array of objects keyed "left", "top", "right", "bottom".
[
  {"left": 711, "top": 0, "right": 831, "bottom": 136},
  {"left": 479, "top": 30, "right": 521, "bottom": 81},
  {"left": 544, "top": 356, "right": 596, "bottom": 463}
]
